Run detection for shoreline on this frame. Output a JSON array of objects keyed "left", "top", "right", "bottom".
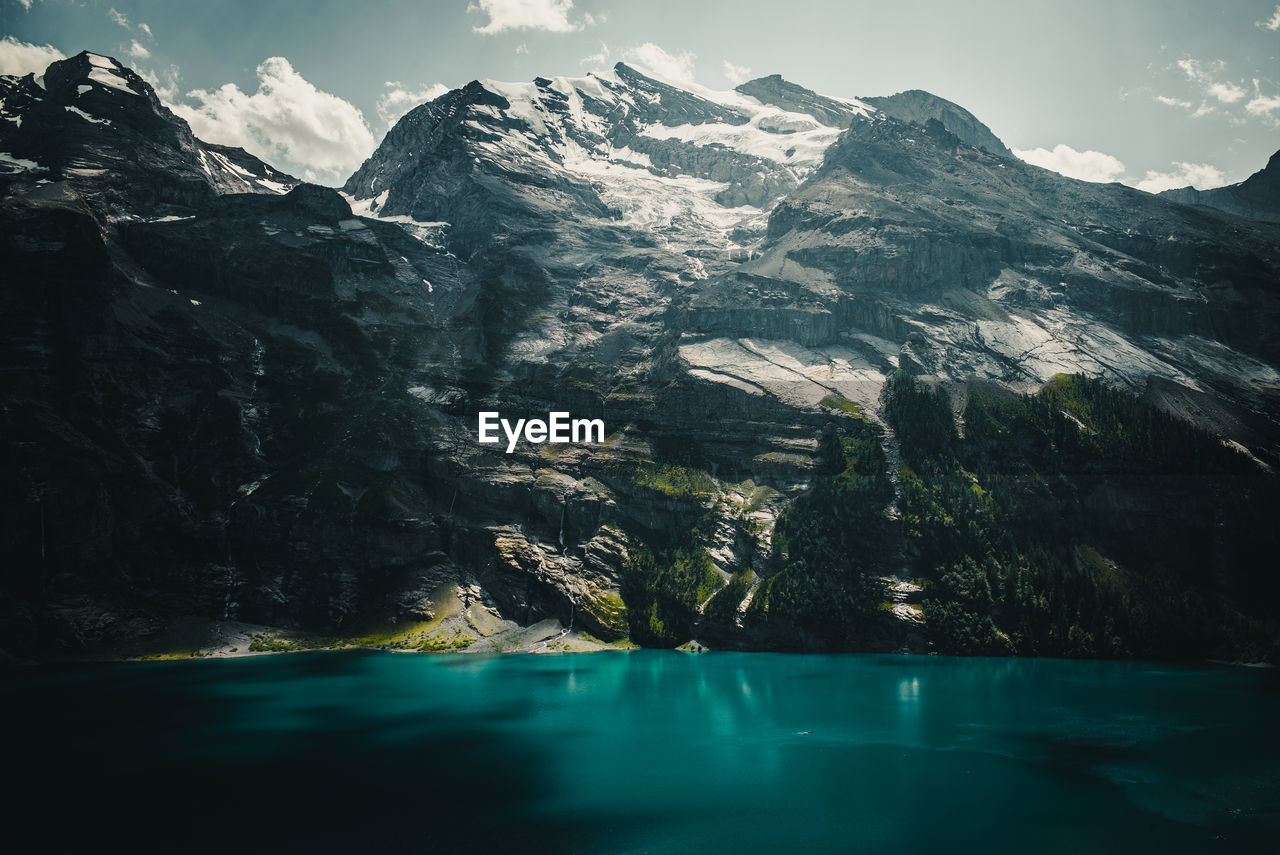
[
  {"left": 4, "top": 615, "right": 1273, "bottom": 669},
  {"left": 109, "top": 615, "right": 637, "bottom": 663},
  {"left": 5, "top": 589, "right": 1275, "bottom": 668}
]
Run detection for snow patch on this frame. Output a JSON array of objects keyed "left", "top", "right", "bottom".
[
  {"left": 641, "top": 117, "right": 840, "bottom": 167},
  {"left": 208, "top": 150, "right": 255, "bottom": 179},
  {"left": 0, "top": 151, "right": 44, "bottom": 173},
  {"left": 87, "top": 65, "right": 138, "bottom": 95},
  {"left": 65, "top": 105, "right": 109, "bottom": 125}
]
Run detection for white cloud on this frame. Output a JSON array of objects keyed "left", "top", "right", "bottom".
[
  {"left": 126, "top": 40, "right": 151, "bottom": 60},
  {"left": 1258, "top": 5, "right": 1280, "bottom": 30},
  {"left": 376, "top": 80, "right": 450, "bottom": 128},
  {"left": 139, "top": 64, "right": 181, "bottom": 102},
  {"left": 621, "top": 43, "right": 697, "bottom": 84},
  {"left": 515, "top": 42, "right": 529, "bottom": 55},
  {"left": 579, "top": 41, "right": 610, "bottom": 67},
  {"left": 1206, "top": 80, "right": 1245, "bottom": 103},
  {"left": 1135, "top": 162, "right": 1226, "bottom": 193},
  {"left": 1013, "top": 144, "right": 1127, "bottom": 183},
  {"left": 108, "top": 7, "right": 130, "bottom": 29},
  {"left": 1246, "top": 93, "right": 1280, "bottom": 125},
  {"left": 0, "top": 35, "right": 65, "bottom": 76},
  {"left": 171, "top": 57, "right": 376, "bottom": 185},
  {"left": 139, "top": 23, "right": 153, "bottom": 39},
  {"left": 1176, "top": 58, "right": 1222, "bottom": 85},
  {"left": 1163, "top": 57, "right": 1263, "bottom": 119},
  {"left": 722, "top": 60, "right": 751, "bottom": 86},
  {"left": 468, "top": 0, "right": 582, "bottom": 34},
  {"left": 17, "top": 0, "right": 33, "bottom": 10}
]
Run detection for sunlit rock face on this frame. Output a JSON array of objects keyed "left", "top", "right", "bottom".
[{"left": 2, "top": 51, "right": 1278, "bottom": 657}]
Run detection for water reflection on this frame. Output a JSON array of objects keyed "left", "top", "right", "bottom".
[{"left": 3, "top": 653, "right": 1276, "bottom": 854}]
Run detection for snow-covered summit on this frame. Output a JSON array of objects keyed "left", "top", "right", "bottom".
[{"left": 344, "top": 63, "right": 882, "bottom": 257}]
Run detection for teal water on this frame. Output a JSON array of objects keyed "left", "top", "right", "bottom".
[{"left": 5, "top": 652, "right": 1278, "bottom": 853}]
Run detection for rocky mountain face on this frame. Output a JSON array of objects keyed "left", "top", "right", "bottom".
[
  {"left": 2, "top": 54, "right": 1277, "bottom": 659},
  {"left": 1160, "top": 150, "right": 1280, "bottom": 223},
  {"left": 860, "top": 89, "right": 1012, "bottom": 157}
]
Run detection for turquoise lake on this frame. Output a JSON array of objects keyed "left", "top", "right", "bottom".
[{"left": 5, "top": 652, "right": 1278, "bottom": 853}]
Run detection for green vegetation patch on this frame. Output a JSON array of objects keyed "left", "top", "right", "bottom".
[
  {"left": 622, "top": 508, "right": 723, "bottom": 648},
  {"left": 632, "top": 462, "right": 716, "bottom": 498},
  {"left": 417, "top": 629, "right": 475, "bottom": 651},
  {"left": 579, "top": 590, "right": 629, "bottom": 640},
  {"left": 819, "top": 393, "right": 867, "bottom": 420}
]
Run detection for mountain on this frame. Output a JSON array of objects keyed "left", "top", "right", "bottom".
[
  {"left": 1159, "top": 150, "right": 1280, "bottom": 223},
  {"left": 0, "top": 52, "right": 296, "bottom": 203},
  {"left": 2, "top": 54, "right": 1278, "bottom": 661}
]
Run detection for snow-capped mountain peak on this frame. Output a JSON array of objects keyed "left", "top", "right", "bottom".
[{"left": 344, "top": 64, "right": 885, "bottom": 261}]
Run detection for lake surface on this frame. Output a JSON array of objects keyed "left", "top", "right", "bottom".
[{"left": 4, "top": 652, "right": 1278, "bottom": 853}]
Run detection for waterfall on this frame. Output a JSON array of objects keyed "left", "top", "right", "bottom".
[{"left": 558, "top": 492, "right": 567, "bottom": 547}]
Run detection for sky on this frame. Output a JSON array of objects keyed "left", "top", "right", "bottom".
[{"left": 2, "top": 0, "right": 1278, "bottom": 188}]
